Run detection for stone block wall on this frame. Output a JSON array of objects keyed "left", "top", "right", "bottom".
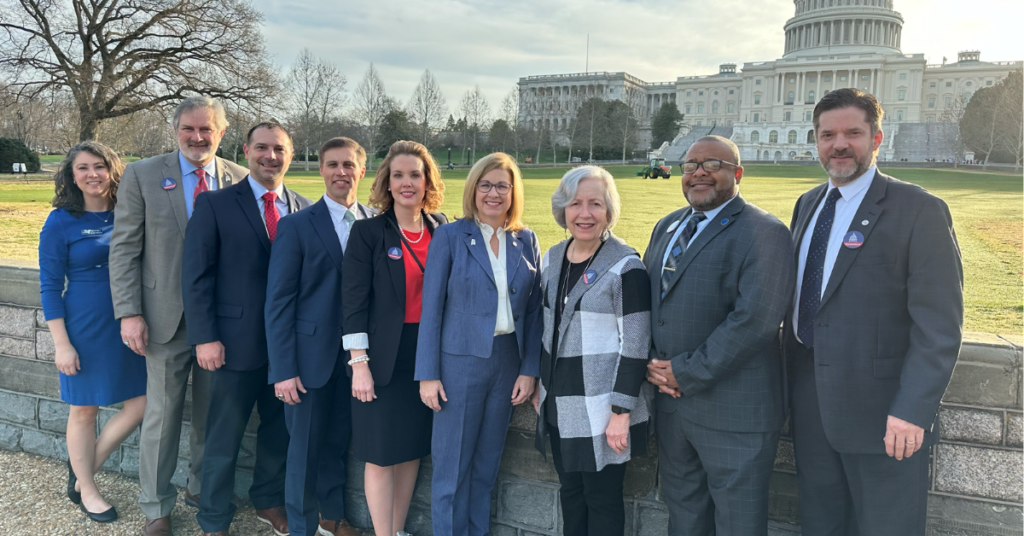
[{"left": 0, "top": 262, "right": 1020, "bottom": 535}]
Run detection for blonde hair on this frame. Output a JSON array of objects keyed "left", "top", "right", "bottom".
[
  {"left": 461, "top": 153, "right": 526, "bottom": 232},
  {"left": 368, "top": 140, "right": 445, "bottom": 213}
]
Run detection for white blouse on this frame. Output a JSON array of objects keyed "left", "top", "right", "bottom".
[{"left": 477, "top": 220, "right": 515, "bottom": 336}]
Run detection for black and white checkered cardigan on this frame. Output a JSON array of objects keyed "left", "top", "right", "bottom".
[{"left": 534, "top": 234, "right": 654, "bottom": 472}]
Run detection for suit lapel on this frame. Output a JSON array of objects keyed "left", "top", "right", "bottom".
[
  {"left": 213, "top": 157, "right": 238, "bottom": 188},
  {"left": 793, "top": 184, "right": 828, "bottom": 257},
  {"left": 236, "top": 179, "right": 272, "bottom": 252},
  {"left": 646, "top": 209, "right": 686, "bottom": 316},
  {"left": 507, "top": 230, "right": 523, "bottom": 283},
  {"left": 383, "top": 212, "right": 406, "bottom": 304},
  {"left": 282, "top": 186, "right": 302, "bottom": 214},
  {"left": 663, "top": 196, "right": 746, "bottom": 298},
  {"left": 163, "top": 153, "right": 188, "bottom": 238},
  {"left": 818, "top": 171, "right": 887, "bottom": 310},
  {"left": 558, "top": 238, "right": 618, "bottom": 343},
  {"left": 463, "top": 219, "right": 496, "bottom": 285},
  {"left": 311, "top": 199, "right": 345, "bottom": 273}
]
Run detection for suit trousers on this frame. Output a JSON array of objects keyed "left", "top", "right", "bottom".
[
  {"left": 548, "top": 424, "right": 627, "bottom": 536},
  {"left": 137, "top": 316, "right": 211, "bottom": 519},
  {"left": 431, "top": 333, "right": 520, "bottom": 536},
  {"left": 283, "top": 356, "right": 353, "bottom": 536},
  {"left": 790, "top": 348, "right": 930, "bottom": 536},
  {"left": 656, "top": 406, "right": 779, "bottom": 536},
  {"left": 197, "top": 363, "right": 288, "bottom": 532}
]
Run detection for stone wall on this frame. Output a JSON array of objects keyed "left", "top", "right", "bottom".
[{"left": 0, "top": 261, "right": 1021, "bottom": 536}]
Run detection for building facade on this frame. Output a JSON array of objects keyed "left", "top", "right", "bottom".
[{"left": 517, "top": 0, "right": 1020, "bottom": 161}]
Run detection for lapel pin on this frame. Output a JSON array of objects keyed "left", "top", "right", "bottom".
[
  {"left": 583, "top": 269, "right": 598, "bottom": 284},
  {"left": 720, "top": 218, "right": 729, "bottom": 225},
  {"left": 667, "top": 220, "right": 681, "bottom": 233},
  {"left": 387, "top": 247, "right": 403, "bottom": 260},
  {"left": 861, "top": 219, "right": 869, "bottom": 226},
  {"left": 512, "top": 240, "right": 517, "bottom": 247},
  {"left": 843, "top": 230, "right": 865, "bottom": 249},
  {"left": 161, "top": 177, "right": 176, "bottom": 190},
  {"left": 471, "top": 239, "right": 476, "bottom": 246}
]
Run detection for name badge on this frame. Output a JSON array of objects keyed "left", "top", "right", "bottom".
[
  {"left": 161, "top": 177, "right": 176, "bottom": 190},
  {"left": 582, "top": 269, "right": 598, "bottom": 284},
  {"left": 843, "top": 230, "right": 865, "bottom": 249},
  {"left": 387, "top": 247, "right": 403, "bottom": 260}
]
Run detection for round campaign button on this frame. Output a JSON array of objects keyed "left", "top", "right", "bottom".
[
  {"left": 843, "top": 230, "right": 865, "bottom": 249},
  {"left": 387, "top": 247, "right": 403, "bottom": 260},
  {"left": 161, "top": 177, "right": 177, "bottom": 190},
  {"left": 582, "top": 269, "right": 598, "bottom": 284}
]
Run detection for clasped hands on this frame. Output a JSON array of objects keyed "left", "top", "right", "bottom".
[{"left": 646, "top": 358, "right": 681, "bottom": 398}]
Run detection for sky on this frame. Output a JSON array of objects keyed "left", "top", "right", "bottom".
[{"left": 254, "top": 0, "right": 1023, "bottom": 116}]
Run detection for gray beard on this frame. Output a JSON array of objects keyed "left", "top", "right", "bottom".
[{"left": 824, "top": 154, "right": 874, "bottom": 186}]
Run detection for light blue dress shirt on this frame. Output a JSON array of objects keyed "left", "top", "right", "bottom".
[
  {"left": 322, "top": 195, "right": 361, "bottom": 253},
  {"left": 248, "top": 176, "right": 289, "bottom": 223},
  {"left": 179, "top": 152, "right": 218, "bottom": 219},
  {"left": 660, "top": 194, "right": 737, "bottom": 277}
]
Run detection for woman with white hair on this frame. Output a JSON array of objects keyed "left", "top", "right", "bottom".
[{"left": 530, "top": 165, "right": 653, "bottom": 536}]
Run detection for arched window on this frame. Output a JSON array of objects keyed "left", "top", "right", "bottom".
[
  {"left": 774, "top": 151, "right": 783, "bottom": 161},
  {"left": 751, "top": 131, "right": 760, "bottom": 143},
  {"left": 789, "top": 151, "right": 798, "bottom": 159},
  {"left": 769, "top": 130, "right": 779, "bottom": 143},
  {"left": 788, "top": 130, "right": 798, "bottom": 144},
  {"left": 712, "top": 101, "right": 719, "bottom": 113},
  {"left": 807, "top": 130, "right": 815, "bottom": 143},
  {"left": 763, "top": 150, "right": 770, "bottom": 160}
]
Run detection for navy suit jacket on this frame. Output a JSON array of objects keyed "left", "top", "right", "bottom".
[
  {"left": 415, "top": 217, "right": 543, "bottom": 381},
  {"left": 265, "top": 198, "right": 375, "bottom": 388},
  {"left": 182, "top": 177, "right": 311, "bottom": 371}
]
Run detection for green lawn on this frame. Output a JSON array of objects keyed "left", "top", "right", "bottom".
[{"left": 2, "top": 164, "right": 1020, "bottom": 334}]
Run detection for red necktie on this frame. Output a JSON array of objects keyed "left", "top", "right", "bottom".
[
  {"left": 262, "top": 192, "right": 280, "bottom": 242},
  {"left": 193, "top": 168, "right": 209, "bottom": 201}
]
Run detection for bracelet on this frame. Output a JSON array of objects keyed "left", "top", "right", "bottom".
[{"left": 347, "top": 355, "right": 370, "bottom": 366}]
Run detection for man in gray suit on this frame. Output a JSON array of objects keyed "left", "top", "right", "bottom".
[
  {"left": 109, "top": 97, "right": 249, "bottom": 536},
  {"left": 784, "top": 89, "right": 963, "bottom": 535},
  {"left": 644, "top": 135, "right": 795, "bottom": 535}
]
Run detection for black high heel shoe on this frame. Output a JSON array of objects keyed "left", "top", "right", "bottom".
[
  {"left": 66, "top": 460, "right": 81, "bottom": 505},
  {"left": 78, "top": 502, "right": 118, "bottom": 523}
]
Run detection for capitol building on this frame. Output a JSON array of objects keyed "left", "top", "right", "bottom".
[{"left": 516, "top": 0, "right": 1021, "bottom": 162}]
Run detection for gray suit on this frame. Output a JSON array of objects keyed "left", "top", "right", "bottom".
[
  {"left": 109, "top": 150, "right": 248, "bottom": 519},
  {"left": 643, "top": 195, "right": 795, "bottom": 536}
]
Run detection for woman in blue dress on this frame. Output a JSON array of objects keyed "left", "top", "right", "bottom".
[{"left": 39, "top": 141, "right": 147, "bottom": 524}]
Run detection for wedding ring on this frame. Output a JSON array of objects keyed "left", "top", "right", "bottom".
[{"left": 276, "top": 394, "right": 284, "bottom": 400}]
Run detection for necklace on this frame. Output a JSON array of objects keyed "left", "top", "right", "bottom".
[
  {"left": 560, "top": 240, "right": 598, "bottom": 311},
  {"left": 399, "top": 217, "right": 425, "bottom": 244},
  {"left": 87, "top": 210, "right": 112, "bottom": 224}
]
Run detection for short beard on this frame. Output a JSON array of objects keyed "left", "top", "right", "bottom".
[{"left": 824, "top": 153, "right": 874, "bottom": 186}]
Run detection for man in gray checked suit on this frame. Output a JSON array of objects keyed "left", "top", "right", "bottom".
[
  {"left": 109, "top": 97, "right": 249, "bottom": 536},
  {"left": 644, "top": 135, "right": 795, "bottom": 536}
]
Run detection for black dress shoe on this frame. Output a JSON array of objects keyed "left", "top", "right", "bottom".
[
  {"left": 66, "top": 460, "right": 81, "bottom": 505},
  {"left": 79, "top": 502, "right": 118, "bottom": 523}
]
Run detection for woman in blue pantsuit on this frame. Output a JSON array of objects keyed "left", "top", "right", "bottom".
[{"left": 416, "top": 152, "right": 543, "bottom": 536}]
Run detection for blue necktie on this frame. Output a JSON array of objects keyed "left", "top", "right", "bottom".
[
  {"left": 660, "top": 212, "right": 705, "bottom": 299},
  {"left": 798, "top": 188, "right": 842, "bottom": 348}
]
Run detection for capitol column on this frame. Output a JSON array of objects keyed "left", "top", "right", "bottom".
[{"left": 816, "top": 71, "right": 821, "bottom": 102}]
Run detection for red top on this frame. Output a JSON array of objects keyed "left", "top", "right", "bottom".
[{"left": 401, "top": 228, "right": 431, "bottom": 323}]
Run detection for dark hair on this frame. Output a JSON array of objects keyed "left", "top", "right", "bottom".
[
  {"left": 51, "top": 141, "right": 124, "bottom": 217},
  {"left": 319, "top": 137, "right": 366, "bottom": 168},
  {"left": 246, "top": 120, "right": 293, "bottom": 147},
  {"left": 369, "top": 140, "right": 445, "bottom": 213},
  {"left": 812, "top": 88, "right": 884, "bottom": 135}
]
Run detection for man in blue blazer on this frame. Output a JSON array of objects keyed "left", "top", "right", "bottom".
[
  {"left": 266, "top": 137, "right": 374, "bottom": 536},
  {"left": 183, "top": 121, "right": 311, "bottom": 536}
]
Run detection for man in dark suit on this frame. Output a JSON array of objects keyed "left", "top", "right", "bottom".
[
  {"left": 265, "top": 137, "right": 374, "bottom": 536},
  {"left": 644, "top": 135, "right": 795, "bottom": 535},
  {"left": 183, "top": 121, "right": 312, "bottom": 536},
  {"left": 784, "top": 88, "right": 963, "bottom": 535}
]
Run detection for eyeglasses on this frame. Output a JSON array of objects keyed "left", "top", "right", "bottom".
[
  {"left": 477, "top": 181, "right": 512, "bottom": 195},
  {"left": 680, "top": 159, "right": 738, "bottom": 174}
]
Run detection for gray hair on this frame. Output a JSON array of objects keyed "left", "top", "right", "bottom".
[
  {"left": 172, "top": 96, "right": 228, "bottom": 131},
  {"left": 551, "top": 165, "right": 621, "bottom": 230}
]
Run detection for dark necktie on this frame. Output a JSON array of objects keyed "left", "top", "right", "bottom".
[
  {"left": 798, "top": 188, "right": 842, "bottom": 348},
  {"left": 660, "top": 211, "right": 705, "bottom": 299},
  {"left": 193, "top": 168, "right": 209, "bottom": 201},
  {"left": 263, "top": 192, "right": 280, "bottom": 242}
]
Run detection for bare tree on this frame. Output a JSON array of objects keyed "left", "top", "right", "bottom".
[
  {"left": 499, "top": 86, "right": 522, "bottom": 160},
  {"left": 353, "top": 63, "right": 391, "bottom": 166},
  {"left": 616, "top": 87, "right": 643, "bottom": 163},
  {"left": 938, "top": 94, "right": 969, "bottom": 167},
  {"left": 407, "top": 70, "right": 447, "bottom": 146},
  {"left": 0, "top": 0, "right": 275, "bottom": 141},
  {"left": 459, "top": 85, "right": 490, "bottom": 164},
  {"left": 287, "top": 49, "right": 347, "bottom": 170},
  {"left": 1001, "top": 70, "right": 1024, "bottom": 171}
]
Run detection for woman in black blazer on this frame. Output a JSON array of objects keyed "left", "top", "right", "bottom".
[{"left": 342, "top": 140, "right": 447, "bottom": 536}]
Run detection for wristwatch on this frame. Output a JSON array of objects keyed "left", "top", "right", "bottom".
[{"left": 611, "top": 405, "right": 631, "bottom": 415}]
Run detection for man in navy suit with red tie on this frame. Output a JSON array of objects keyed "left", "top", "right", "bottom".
[
  {"left": 266, "top": 137, "right": 374, "bottom": 536},
  {"left": 183, "top": 121, "right": 311, "bottom": 536}
]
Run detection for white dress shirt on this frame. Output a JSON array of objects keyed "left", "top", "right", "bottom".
[
  {"left": 323, "top": 195, "right": 361, "bottom": 253},
  {"left": 792, "top": 165, "right": 876, "bottom": 340},
  {"left": 248, "top": 176, "right": 289, "bottom": 222},
  {"left": 660, "top": 194, "right": 737, "bottom": 277},
  {"left": 478, "top": 220, "right": 515, "bottom": 335}
]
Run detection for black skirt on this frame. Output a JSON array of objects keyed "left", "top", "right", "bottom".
[{"left": 351, "top": 323, "right": 433, "bottom": 466}]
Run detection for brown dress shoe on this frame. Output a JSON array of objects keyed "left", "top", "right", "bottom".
[
  {"left": 184, "top": 490, "right": 201, "bottom": 509},
  {"left": 256, "top": 506, "right": 289, "bottom": 536},
  {"left": 143, "top": 516, "right": 171, "bottom": 536},
  {"left": 318, "top": 517, "right": 360, "bottom": 536}
]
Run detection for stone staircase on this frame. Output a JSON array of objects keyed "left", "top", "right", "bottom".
[
  {"left": 658, "top": 125, "right": 735, "bottom": 162},
  {"left": 891, "top": 122, "right": 956, "bottom": 162}
]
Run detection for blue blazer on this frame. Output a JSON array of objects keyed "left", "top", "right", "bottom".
[
  {"left": 415, "top": 217, "right": 543, "bottom": 381},
  {"left": 182, "top": 178, "right": 311, "bottom": 371},
  {"left": 265, "top": 198, "right": 375, "bottom": 388}
]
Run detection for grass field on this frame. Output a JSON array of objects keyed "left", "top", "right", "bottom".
[{"left": 1, "top": 164, "right": 1020, "bottom": 333}]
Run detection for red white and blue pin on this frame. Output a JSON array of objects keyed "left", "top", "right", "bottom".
[
  {"left": 161, "top": 177, "right": 176, "bottom": 190},
  {"left": 843, "top": 230, "right": 865, "bottom": 249},
  {"left": 387, "top": 247, "right": 403, "bottom": 260},
  {"left": 582, "top": 269, "right": 598, "bottom": 285}
]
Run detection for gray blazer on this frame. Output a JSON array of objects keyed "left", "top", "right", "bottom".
[
  {"left": 109, "top": 151, "right": 248, "bottom": 345},
  {"left": 643, "top": 194, "right": 796, "bottom": 433},
  {"left": 783, "top": 171, "right": 963, "bottom": 453}
]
